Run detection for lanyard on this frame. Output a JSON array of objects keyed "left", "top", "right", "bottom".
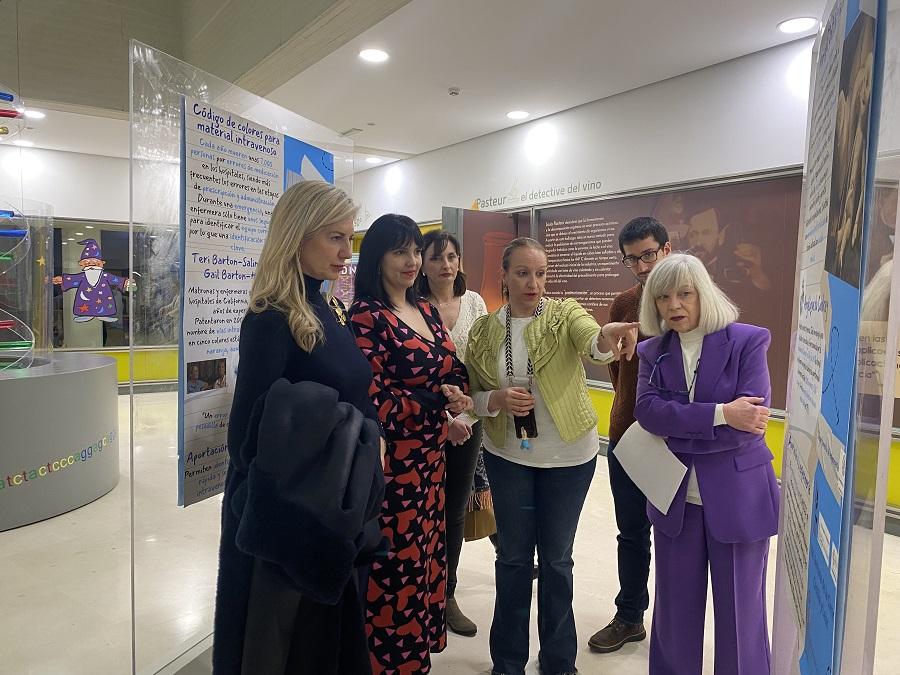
[
  {"left": 504, "top": 297, "right": 544, "bottom": 384},
  {"left": 504, "top": 298, "right": 544, "bottom": 448}
]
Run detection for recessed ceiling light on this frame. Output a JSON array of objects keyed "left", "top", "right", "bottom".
[
  {"left": 366, "top": 157, "right": 382, "bottom": 164},
  {"left": 778, "top": 17, "right": 819, "bottom": 34},
  {"left": 507, "top": 110, "right": 530, "bottom": 120},
  {"left": 23, "top": 109, "right": 45, "bottom": 119},
  {"left": 359, "top": 49, "right": 389, "bottom": 63},
  {"left": 11, "top": 139, "right": 33, "bottom": 147},
  {"left": 75, "top": 231, "right": 84, "bottom": 235},
  {"left": 67, "top": 237, "right": 74, "bottom": 241},
  {"left": 86, "top": 225, "right": 94, "bottom": 229},
  {"left": 61, "top": 241, "right": 67, "bottom": 245}
]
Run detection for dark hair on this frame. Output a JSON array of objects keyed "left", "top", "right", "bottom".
[
  {"left": 500, "top": 237, "right": 547, "bottom": 298},
  {"left": 417, "top": 231, "right": 467, "bottom": 298},
  {"left": 618, "top": 216, "right": 669, "bottom": 254},
  {"left": 355, "top": 213, "right": 424, "bottom": 309}
]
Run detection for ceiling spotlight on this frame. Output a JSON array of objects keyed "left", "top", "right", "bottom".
[
  {"left": 75, "top": 231, "right": 84, "bottom": 236},
  {"left": 23, "top": 109, "right": 45, "bottom": 119},
  {"left": 778, "top": 17, "right": 819, "bottom": 34},
  {"left": 359, "top": 49, "right": 389, "bottom": 63},
  {"left": 507, "top": 110, "right": 530, "bottom": 120},
  {"left": 366, "top": 157, "right": 382, "bottom": 164},
  {"left": 86, "top": 225, "right": 94, "bottom": 229},
  {"left": 12, "top": 139, "right": 33, "bottom": 147}
]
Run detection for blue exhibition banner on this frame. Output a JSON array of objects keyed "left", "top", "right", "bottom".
[
  {"left": 773, "top": 0, "right": 885, "bottom": 673},
  {"left": 176, "top": 98, "right": 333, "bottom": 506},
  {"left": 284, "top": 135, "right": 335, "bottom": 187}
]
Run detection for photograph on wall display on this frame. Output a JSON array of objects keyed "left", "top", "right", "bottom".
[
  {"left": 185, "top": 357, "right": 227, "bottom": 396},
  {"left": 825, "top": 11, "right": 877, "bottom": 288},
  {"left": 865, "top": 182, "right": 897, "bottom": 283},
  {"left": 456, "top": 210, "right": 517, "bottom": 312},
  {"left": 858, "top": 181, "right": 900, "bottom": 424},
  {"left": 536, "top": 175, "right": 802, "bottom": 409}
]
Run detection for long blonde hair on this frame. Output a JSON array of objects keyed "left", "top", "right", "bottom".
[{"left": 248, "top": 181, "right": 357, "bottom": 352}]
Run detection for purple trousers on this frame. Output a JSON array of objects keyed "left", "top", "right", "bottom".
[{"left": 650, "top": 504, "right": 771, "bottom": 675}]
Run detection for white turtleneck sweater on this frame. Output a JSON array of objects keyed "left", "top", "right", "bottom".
[{"left": 678, "top": 326, "right": 727, "bottom": 505}]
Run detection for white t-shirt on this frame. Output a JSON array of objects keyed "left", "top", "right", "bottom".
[
  {"left": 679, "top": 327, "right": 727, "bottom": 505},
  {"left": 476, "top": 307, "right": 602, "bottom": 468}
]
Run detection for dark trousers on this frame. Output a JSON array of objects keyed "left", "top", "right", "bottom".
[
  {"left": 241, "top": 558, "right": 371, "bottom": 674},
  {"left": 607, "top": 440, "right": 651, "bottom": 625},
  {"left": 445, "top": 421, "right": 483, "bottom": 598},
  {"left": 485, "top": 452, "right": 596, "bottom": 675}
]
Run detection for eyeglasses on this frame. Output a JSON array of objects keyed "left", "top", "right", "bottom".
[
  {"left": 622, "top": 247, "right": 662, "bottom": 268},
  {"left": 648, "top": 352, "right": 699, "bottom": 397}
]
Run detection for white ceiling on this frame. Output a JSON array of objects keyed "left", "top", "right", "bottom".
[
  {"left": 0, "top": 105, "right": 401, "bottom": 178},
  {"left": 2, "top": 106, "right": 129, "bottom": 158},
  {"left": 1, "top": 0, "right": 826, "bottom": 173},
  {"left": 267, "top": 0, "right": 826, "bottom": 158}
]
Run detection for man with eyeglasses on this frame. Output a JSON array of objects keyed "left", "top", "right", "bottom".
[{"left": 588, "top": 216, "right": 670, "bottom": 655}]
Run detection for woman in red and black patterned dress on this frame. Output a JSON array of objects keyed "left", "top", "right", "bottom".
[{"left": 350, "top": 214, "right": 473, "bottom": 675}]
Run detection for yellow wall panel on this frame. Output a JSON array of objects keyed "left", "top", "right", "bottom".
[
  {"left": 82, "top": 354, "right": 900, "bottom": 509},
  {"left": 589, "top": 388, "right": 785, "bottom": 471},
  {"left": 89, "top": 348, "right": 179, "bottom": 383}
]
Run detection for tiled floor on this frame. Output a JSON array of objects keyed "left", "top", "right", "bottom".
[{"left": 1, "top": 391, "right": 898, "bottom": 674}]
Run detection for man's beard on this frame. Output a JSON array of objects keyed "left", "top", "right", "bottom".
[
  {"left": 689, "top": 245, "right": 709, "bottom": 262},
  {"left": 84, "top": 267, "right": 103, "bottom": 286}
]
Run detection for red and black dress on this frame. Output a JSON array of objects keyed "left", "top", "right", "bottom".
[{"left": 349, "top": 297, "right": 468, "bottom": 675}]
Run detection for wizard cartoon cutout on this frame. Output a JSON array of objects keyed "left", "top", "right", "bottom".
[{"left": 53, "top": 238, "right": 135, "bottom": 322}]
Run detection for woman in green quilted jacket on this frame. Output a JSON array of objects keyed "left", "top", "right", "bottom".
[{"left": 466, "top": 237, "right": 638, "bottom": 675}]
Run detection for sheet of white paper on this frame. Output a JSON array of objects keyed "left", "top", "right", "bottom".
[{"left": 612, "top": 421, "right": 687, "bottom": 515}]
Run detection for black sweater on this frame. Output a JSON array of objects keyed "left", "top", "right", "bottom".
[
  {"left": 214, "top": 276, "right": 379, "bottom": 675},
  {"left": 226, "top": 275, "right": 377, "bottom": 458}
]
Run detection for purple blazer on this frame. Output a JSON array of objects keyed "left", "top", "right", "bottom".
[{"left": 635, "top": 322, "right": 779, "bottom": 543}]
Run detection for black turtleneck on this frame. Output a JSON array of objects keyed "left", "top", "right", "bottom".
[{"left": 227, "top": 275, "right": 378, "bottom": 458}]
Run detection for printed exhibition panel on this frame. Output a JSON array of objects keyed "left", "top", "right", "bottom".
[
  {"left": 772, "top": 1, "right": 884, "bottom": 673},
  {"left": 859, "top": 182, "right": 900, "bottom": 424},
  {"left": 535, "top": 175, "right": 801, "bottom": 409},
  {"left": 331, "top": 254, "right": 358, "bottom": 308},
  {"left": 178, "top": 97, "right": 333, "bottom": 506},
  {"left": 458, "top": 210, "right": 519, "bottom": 312}
]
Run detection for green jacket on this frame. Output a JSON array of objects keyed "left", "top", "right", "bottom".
[{"left": 466, "top": 297, "right": 607, "bottom": 447}]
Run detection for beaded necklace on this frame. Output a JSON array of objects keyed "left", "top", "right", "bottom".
[{"left": 504, "top": 298, "right": 544, "bottom": 449}]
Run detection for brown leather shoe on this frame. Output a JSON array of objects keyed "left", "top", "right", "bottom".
[
  {"left": 588, "top": 617, "right": 646, "bottom": 653},
  {"left": 446, "top": 596, "right": 477, "bottom": 636}
]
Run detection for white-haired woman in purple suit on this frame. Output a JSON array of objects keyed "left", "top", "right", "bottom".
[{"left": 635, "top": 253, "right": 778, "bottom": 674}]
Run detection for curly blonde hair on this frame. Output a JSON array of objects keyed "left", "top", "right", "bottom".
[{"left": 248, "top": 181, "right": 357, "bottom": 352}]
